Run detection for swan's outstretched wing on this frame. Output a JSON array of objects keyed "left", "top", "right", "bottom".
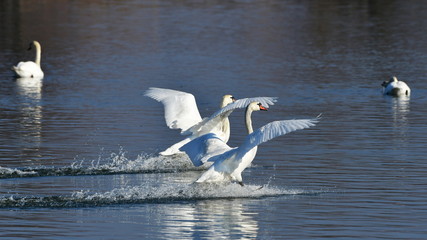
[
  {"left": 144, "top": 87, "right": 203, "bottom": 132},
  {"left": 180, "top": 133, "right": 233, "bottom": 167},
  {"left": 209, "top": 97, "right": 277, "bottom": 120},
  {"left": 236, "top": 117, "right": 320, "bottom": 159},
  {"left": 182, "top": 97, "right": 277, "bottom": 136}
]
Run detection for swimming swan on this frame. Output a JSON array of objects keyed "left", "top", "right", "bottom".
[
  {"left": 144, "top": 87, "right": 276, "bottom": 155},
  {"left": 12, "top": 41, "right": 44, "bottom": 79},
  {"left": 180, "top": 102, "right": 319, "bottom": 185},
  {"left": 382, "top": 76, "right": 410, "bottom": 97}
]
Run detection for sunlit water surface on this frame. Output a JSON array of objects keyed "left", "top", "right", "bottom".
[{"left": 1, "top": 0, "right": 427, "bottom": 239}]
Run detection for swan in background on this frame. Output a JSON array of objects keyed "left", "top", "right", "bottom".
[
  {"left": 180, "top": 102, "right": 319, "bottom": 186},
  {"left": 382, "top": 76, "right": 410, "bottom": 97},
  {"left": 144, "top": 87, "right": 276, "bottom": 155},
  {"left": 12, "top": 41, "right": 44, "bottom": 79}
]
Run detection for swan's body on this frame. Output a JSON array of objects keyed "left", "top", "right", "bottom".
[
  {"left": 180, "top": 102, "right": 319, "bottom": 185},
  {"left": 12, "top": 41, "right": 44, "bottom": 79},
  {"left": 144, "top": 87, "right": 276, "bottom": 156},
  {"left": 144, "top": 88, "right": 235, "bottom": 155},
  {"left": 382, "top": 76, "right": 410, "bottom": 97}
]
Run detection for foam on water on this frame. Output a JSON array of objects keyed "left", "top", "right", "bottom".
[
  {"left": 0, "top": 166, "right": 37, "bottom": 177},
  {"left": 0, "top": 151, "right": 205, "bottom": 179},
  {"left": 0, "top": 183, "right": 320, "bottom": 208}
]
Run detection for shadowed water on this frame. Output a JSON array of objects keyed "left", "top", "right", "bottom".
[{"left": 1, "top": 0, "right": 427, "bottom": 239}]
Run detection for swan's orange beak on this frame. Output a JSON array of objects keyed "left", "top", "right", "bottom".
[{"left": 260, "top": 105, "right": 268, "bottom": 111}]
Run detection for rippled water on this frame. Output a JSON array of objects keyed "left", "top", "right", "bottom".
[{"left": 1, "top": 0, "right": 427, "bottom": 239}]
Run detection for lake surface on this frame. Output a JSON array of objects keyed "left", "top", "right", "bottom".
[{"left": 1, "top": 0, "right": 427, "bottom": 239}]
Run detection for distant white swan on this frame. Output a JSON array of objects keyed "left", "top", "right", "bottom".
[
  {"left": 144, "top": 87, "right": 276, "bottom": 155},
  {"left": 180, "top": 102, "right": 319, "bottom": 185},
  {"left": 12, "top": 41, "right": 44, "bottom": 79},
  {"left": 382, "top": 76, "right": 410, "bottom": 97}
]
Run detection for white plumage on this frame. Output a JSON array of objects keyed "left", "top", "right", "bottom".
[
  {"left": 12, "top": 41, "right": 44, "bottom": 79},
  {"left": 382, "top": 76, "right": 410, "bottom": 97},
  {"left": 144, "top": 88, "right": 204, "bottom": 133},
  {"left": 144, "top": 87, "right": 277, "bottom": 156},
  {"left": 180, "top": 102, "right": 319, "bottom": 185}
]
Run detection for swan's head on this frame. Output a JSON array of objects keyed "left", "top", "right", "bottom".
[
  {"left": 28, "top": 41, "right": 41, "bottom": 51},
  {"left": 248, "top": 102, "right": 268, "bottom": 112},
  {"left": 382, "top": 76, "right": 396, "bottom": 87},
  {"left": 220, "top": 94, "right": 236, "bottom": 108}
]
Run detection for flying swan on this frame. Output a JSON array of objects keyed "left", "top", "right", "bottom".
[
  {"left": 382, "top": 76, "right": 410, "bottom": 97},
  {"left": 12, "top": 41, "right": 44, "bottom": 79},
  {"left": 180, "top": 102, "right": 319, "bottom": 185},
  {"left": 144, "top": 87, "right": 276, "bottom": 156}
]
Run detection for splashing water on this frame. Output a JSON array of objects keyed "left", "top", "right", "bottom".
[
  {"left": 0, "top": 183, "right": 320, "bottom": 208},
  {"left": 0, "top": 150, "right": 205, "bottom": 179}
]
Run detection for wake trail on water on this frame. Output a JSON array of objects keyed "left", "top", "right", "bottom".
[
  {"left": 0, "top": 183, "right": 324, "bottom": 208},
  {"left": 0, "top": 151, "right": 205, "bottom": 179}
]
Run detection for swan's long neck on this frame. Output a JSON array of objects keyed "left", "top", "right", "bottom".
[
  {"left": 245, "top": 107, "right": 254, "bottom": 134},
  {"left": 221, "top": 118, "right": 230, "bottom": 142},
  {"left": 34, "top": 42, "right": 42, "bottom": 66}
]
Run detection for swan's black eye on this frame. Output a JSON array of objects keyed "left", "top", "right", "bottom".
[{"left": 257, "top": 103, "right": 262, "bottom": 106}]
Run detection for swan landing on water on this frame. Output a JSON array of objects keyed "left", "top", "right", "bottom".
[
  {"left": 144, "top": 87, "right": 277, "bottom": 156},
  {"left": 382, "top": 76, "right": 410, "bottom": 97},
  {"left": 12, "top": 41, "right": 44, "bottom": 79},
  {"left": 180, "top": 102, "right": 320, "bottom": 186}
]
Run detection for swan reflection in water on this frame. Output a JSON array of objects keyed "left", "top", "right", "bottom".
[
  {"left": 15, "top": 77, "right": 43, "bottom": 152},
  {"left": 389, "top": 96, "right": 410, "bottom": 147},
  {"left": 160, "top": 199, "right": 259, "bottom": 239}
]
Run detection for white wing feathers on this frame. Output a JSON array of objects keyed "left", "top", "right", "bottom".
[
  {"left": 182, "top": 97, "right": 277, "bottom": 136},
  {"left": 209, "top": 97, "right": 277, "bottom": 120},
  {"left": 144, "top": 87, "right": 203, "bottom": 132},
  {"left": 180, "top": 133, "right": 233, "bottom": 167},
  {"left": 181, "top": 116, "right": 320, "bottom": 168},
  {"left": 236, "top": 117, "right": 319, "bottom": 159}
]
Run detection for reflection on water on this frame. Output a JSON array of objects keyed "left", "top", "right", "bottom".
[
  {"left": 15, "top": 77, "right": 43, "bottom": 154},
  {"left": 163, "top": 200, "right": 258, "bottom": 239},
  {"left": 390, "top": 96, "right": 410, "bottom": 146}
]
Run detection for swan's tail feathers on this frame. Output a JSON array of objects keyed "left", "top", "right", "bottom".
[
  {"left": 159, "top": 138, "right": 191, "bottom": 156},
  {"left": 159, "top": 149, "right": 185, "bottom": 156},
  {"left": 194, "top": 167, "right": 225, "bottom": 183}
]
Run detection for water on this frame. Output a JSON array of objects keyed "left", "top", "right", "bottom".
[{"left": 1, "top": 0, "right": 427, "bottom": 239}]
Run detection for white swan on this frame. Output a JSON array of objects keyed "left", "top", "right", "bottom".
[
  {"left": 180, "top": 102, "right": 319, "bottom": 185},
  {"left": 382, "top": 76, "right": 410, "bottom": 97},
  {"left": 144, "top": 87, "right": 277, "bottom": 155},
  {"left": 12, "top": 41, "right": 44, "bottom": 79}
]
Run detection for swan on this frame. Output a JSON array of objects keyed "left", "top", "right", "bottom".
[
  {"left": 144, "top": 87, "right": 277, "bottom": 155},
  {"left": 180, "top": 102, "right": 319, "bottom": 185},
  {"left": 12, "top": 41, "right": 44, "bottom": 79},
  {"left": 382, "top": 76, "right": 410, "bottom": 97}
]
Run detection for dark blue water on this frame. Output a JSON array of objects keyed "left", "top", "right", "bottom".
[{"left": 1, "top": 0, "right": 427, "bottom": 239}]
